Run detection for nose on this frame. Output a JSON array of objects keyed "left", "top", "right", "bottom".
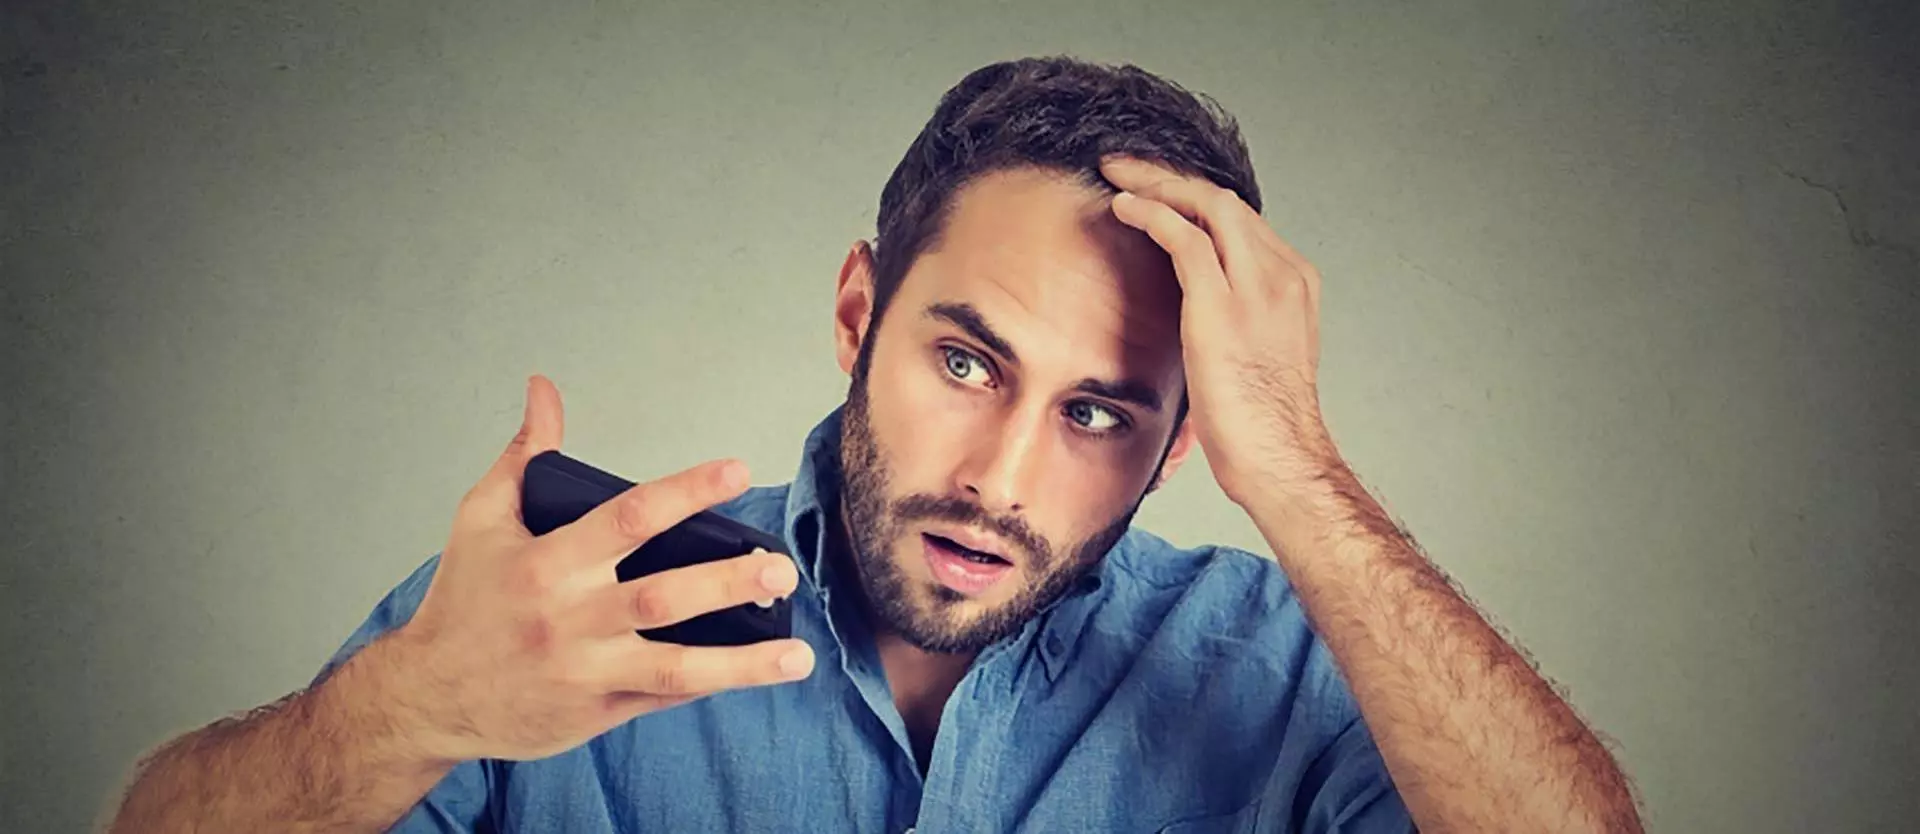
[{"left": 954, "top": 404, "right": 1050, "bottom": 514}]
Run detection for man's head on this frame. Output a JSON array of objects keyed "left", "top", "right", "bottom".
[{"left": 830, "top": 56, "right": 1262, "bottom": 653}]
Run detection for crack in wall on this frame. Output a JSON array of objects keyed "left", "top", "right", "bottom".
[{"left": 1777, "top": 168, "right": 1920, "bottom": 271}]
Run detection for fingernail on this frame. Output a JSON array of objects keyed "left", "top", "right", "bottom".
[{"left": 779, "top": 646, "right": 814, "bottom": 677}]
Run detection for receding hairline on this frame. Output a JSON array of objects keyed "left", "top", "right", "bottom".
[{"left": 904, "top": 163, "right": 1126, "bottom": 264}]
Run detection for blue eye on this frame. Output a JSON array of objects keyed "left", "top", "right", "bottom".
[
  {"left": 1066, "top": 401, "right": 1124, "bottom": 433},
  {"left": 941, "top": 347, "right": 989, "bottom": 384}
]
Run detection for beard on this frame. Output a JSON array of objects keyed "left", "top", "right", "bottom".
[{"left": 834, "top": 340, "right": 1170, "bottom": 654}]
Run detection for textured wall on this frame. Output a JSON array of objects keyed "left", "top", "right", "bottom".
[{"left": 3, "top": 1, "right": 1914, "bottom": 831}]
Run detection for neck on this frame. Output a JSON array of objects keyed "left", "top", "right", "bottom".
[
  {"left": 876, "top": 628, "right": 974, "bottom": 769},
  {"left": 874, "top": 629, "right": 976, "bottom": 695}
]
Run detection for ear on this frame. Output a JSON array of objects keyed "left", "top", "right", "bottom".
[
  {"left": 835, "top": 240, "right": 877, "bottom": 376},
  {"left": 1146, "top": 417, "right": 1199, "bottom": 494}
]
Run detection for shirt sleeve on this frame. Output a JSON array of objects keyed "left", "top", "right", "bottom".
[
  {"left": 311, "top": 553, "right": 497, "bottom": 833},
  {"left": 1227, "top": 549, "right": 1417, "bottom": 834},
  {"left": 309, "top": 553, "right": 438, "bottom": 687},
  {"left": 1290, "top": 715, "right": 1417, "bottom": 834}
]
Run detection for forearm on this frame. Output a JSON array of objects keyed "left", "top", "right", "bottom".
[
  {"left": 1235, "top": 461, "right": 1641, "bottom": 833},
  {"left": 105, "top": 631, "right": 457, "bottom": 833}
]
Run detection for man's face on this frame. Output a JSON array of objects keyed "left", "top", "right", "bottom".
[{"left": 832, "top": 167, "right": 1193, "bottom": 654}]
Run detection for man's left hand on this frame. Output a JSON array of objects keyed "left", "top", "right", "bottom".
[
  {"left": 1102, "top": 155, "right": 1339, "bottom": 506},
  {"left": 1105, "top": 159, "right": 1647, "bottom": 833}
]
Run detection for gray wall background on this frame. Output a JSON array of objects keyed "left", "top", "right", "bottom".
[{"left": 4, "top": 1, "right": 1915, "bottom": 831}]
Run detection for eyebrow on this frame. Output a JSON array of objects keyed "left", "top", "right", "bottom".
[
  {"left": 925, "top": 302, "right": 1018, "bottom": 365},
  {"left": 1070, "top": 377, "right": 1164, "bottom": 415},
  {"left": 922, "top": 301, "right": 1166, "bottom": 415}
]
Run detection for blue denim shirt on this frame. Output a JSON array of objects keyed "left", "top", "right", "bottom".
[{"left": 314, "top": 406, "right": 1413, "bottom": 833}]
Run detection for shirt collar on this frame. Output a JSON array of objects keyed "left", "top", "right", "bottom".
[
  {"left": 779, "top": 403, "right": 1110, "bottom": 683},
  {"left": 780, "top": 403, "right": 849, "bottom": 596}
]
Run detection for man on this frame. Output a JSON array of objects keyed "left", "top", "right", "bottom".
[{"left": 107, "top": 57, "right": 1642, "bottom": 832}]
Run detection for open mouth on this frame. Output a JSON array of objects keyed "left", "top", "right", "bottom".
[
  {"left": 921, "top": 532, "right": 1016, "bottom": 596},
  {"left": 925, "top": 533, "right": 1010, "bottom": 566}
]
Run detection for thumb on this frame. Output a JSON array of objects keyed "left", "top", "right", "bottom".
[
  {"left": 504, "top": 374, "right": 565, "bottom": 461},
  {"left": 470, "top": 374, "right": 565, "bottom": 515}
]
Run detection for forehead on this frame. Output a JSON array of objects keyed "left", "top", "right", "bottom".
[{"left": 897, "top": 167, "right": 1186, "bottom": 384}]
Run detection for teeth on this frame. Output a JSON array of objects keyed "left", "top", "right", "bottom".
[
  {"left": 931, "top": 534, "right": 1005, "bottom": 566},
  {"left": 956, "top": 545, "right": 1002, "bottom": 564}
]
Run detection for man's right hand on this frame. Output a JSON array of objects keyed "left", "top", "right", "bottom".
[{"left": 386, "top": 374, "right": 816, "bottom": 764}]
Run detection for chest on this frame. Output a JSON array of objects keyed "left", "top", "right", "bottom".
[{"left": 490, "top": 634, "right": 1309, "bottom": 834}]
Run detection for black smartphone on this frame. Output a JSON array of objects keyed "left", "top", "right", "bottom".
[{"left": 519, "top": 449, "right": 794, "bottom": 647}]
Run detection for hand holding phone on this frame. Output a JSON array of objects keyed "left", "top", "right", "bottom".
[
  {"left": 519, "top": 449, "right": 796, "bottom": 647},
  {"left": 386, "top": 376, "right": 815, "bottom": 764}
]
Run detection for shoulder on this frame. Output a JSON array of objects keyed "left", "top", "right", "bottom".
[
  {"left": 1062, "top": 530, "right": 1400, "bottom": 820},
  {"left": 1102, "top": 527, "right": 1303, "bottom": 634},
  {"left": 1094, "top": 528, "right": 1363, "bottom": 719}
]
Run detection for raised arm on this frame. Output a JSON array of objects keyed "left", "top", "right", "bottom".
[
  {"left": 103, "top": 376, "right": 815, "bottom": 832},
  {"left": 1102, "top": 156, "right": 1642, "bottom": 832}
]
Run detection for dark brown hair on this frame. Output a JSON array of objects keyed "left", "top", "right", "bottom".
[
  {"left": 868, "top": 56, "right": 1263, "bottom": 323},
  {"left": 860, "top": 56, "right": 1262, "bottom": 441}
]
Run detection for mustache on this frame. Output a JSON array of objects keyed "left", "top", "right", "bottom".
[{"left": 892, "top": 493, "right": 1051, "bottom": 564}]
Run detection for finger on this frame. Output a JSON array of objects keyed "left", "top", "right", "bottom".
[
  {"left": 581, "top": 548, "right": 799, "bottom": 636},
  {"left": 1241, "top": 220, "right": 1319, "bottom": 316},
  {"left": 610, "top": 636, "right": 817, "bottom": 697},
  {"left": 1100, "top": 155, "right": 1259, "bottom": 228},
  {"left": 1109, "top": 191, "right": 1229, "bottom": 301},
  {"left": 1101, "top": 156, "right": 1270, "bottom": 285},
  {"left": 601, "top": 690, "right": 701, "bottom": 721},
  {"left": 550, "top": 457, "right": 751, "bottom": 569},
  {"left": 464, "top": 374, "right": 566, "bottom": 517},
  {"left": 1295, "top": 254, "right": 1321, "bottom": 323}
]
